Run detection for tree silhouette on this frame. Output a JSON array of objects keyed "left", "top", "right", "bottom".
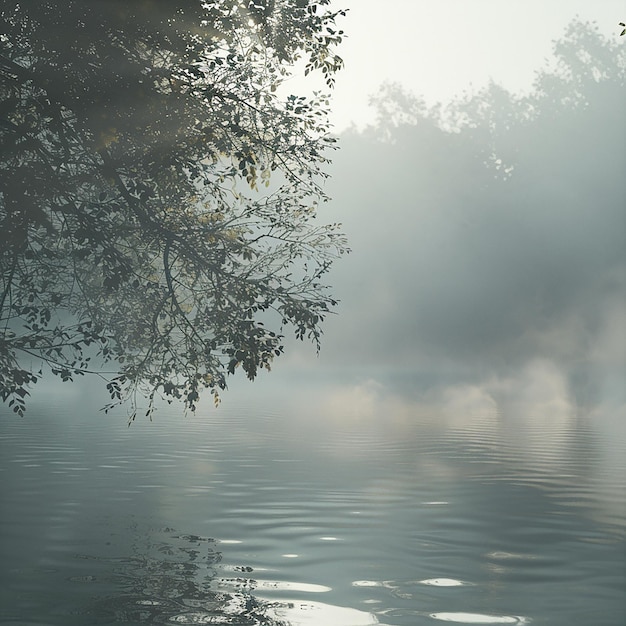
[
  {"left": 0, "top": 1, "right": 348, "bottom": 419},
  {"left": 322, "top": 21, "right": 624, "bottom": 403}
]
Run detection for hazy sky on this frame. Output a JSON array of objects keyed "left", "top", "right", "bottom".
[{"left": 287, "top": 0, "right": 626, "bottom": 130}]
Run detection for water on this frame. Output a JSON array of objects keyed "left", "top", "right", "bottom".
[{"left": 1, "top": 381, "right": 625, "bottom": 625}]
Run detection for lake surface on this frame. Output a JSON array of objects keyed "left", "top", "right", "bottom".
[{"left": 1, "top": 380, "right": 625, "bottom": 625}]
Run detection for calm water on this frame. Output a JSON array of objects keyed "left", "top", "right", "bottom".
[{"left": 1, "top": 381, "right": 625, "bottom": 625}]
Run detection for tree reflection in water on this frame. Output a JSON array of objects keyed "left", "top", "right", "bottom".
[{"left": 83, "top": 528, "right": 288, "bottom": 625}]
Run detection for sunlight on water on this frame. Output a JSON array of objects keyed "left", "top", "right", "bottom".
[
  {"left": 419, "top": 578, "right": 469, "bottom": 587},
  {"left": 232, "top": 579, "right": 332, "bottom": 593},
  {"left": 266, "top": 600, "right": 381, "bottom": 625},
  {"left": 429, "top": 613, "right": 529, "bottom": 624}
]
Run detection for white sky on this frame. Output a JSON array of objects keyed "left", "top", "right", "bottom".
[{"left": 284, "top": 0, "right": 626, "bottom": 131}]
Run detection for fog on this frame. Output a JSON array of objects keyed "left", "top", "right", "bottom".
[
  {"left": 14, "top": 21, "right": 625, "bottom": 430},
  {"left": 3, "top": 9, "right": 625, "bottom": 626},
  {"left": 279, "top": 21, "right": 625, "bottom": 423}
]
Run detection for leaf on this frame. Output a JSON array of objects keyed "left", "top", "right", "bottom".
[{"left": 1, "top": 0, "right": 347, "bottom": 421}]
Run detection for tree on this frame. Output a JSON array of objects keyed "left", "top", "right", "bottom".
[
  {"left": 0, "top": 1, "right": 348, "bottom": 419},
  {"left": 323, "top": 21, "right": 624, "bottom": 408}
]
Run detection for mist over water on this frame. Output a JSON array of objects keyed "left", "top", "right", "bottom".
[
  {"left": 283, "top": 22, "right": 625, "bottom": 411},
  {"left": 2, "top": 18, "right": 625, "bottom": 626}
]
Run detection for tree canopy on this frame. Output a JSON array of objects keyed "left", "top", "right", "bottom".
[{"left": 0, "top": 1, "right": 348, "bottom": 419}]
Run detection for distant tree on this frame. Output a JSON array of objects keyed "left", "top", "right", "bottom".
[
  {"left": 0, "top": 1, "right": 347, "bottom": 419},
  {"left": 326, "top": 20, "right": 624, "bottom": 391}
]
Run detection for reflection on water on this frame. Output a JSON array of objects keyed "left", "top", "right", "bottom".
[
  {"left": 83, "top": 529, "right": 337, "bottom": 625},
  {"left": 0, "top": 380, "right": 624, "bottom": 625},
  {"left": 428, "top": 614, "right": 528, "bottom": 624}
]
